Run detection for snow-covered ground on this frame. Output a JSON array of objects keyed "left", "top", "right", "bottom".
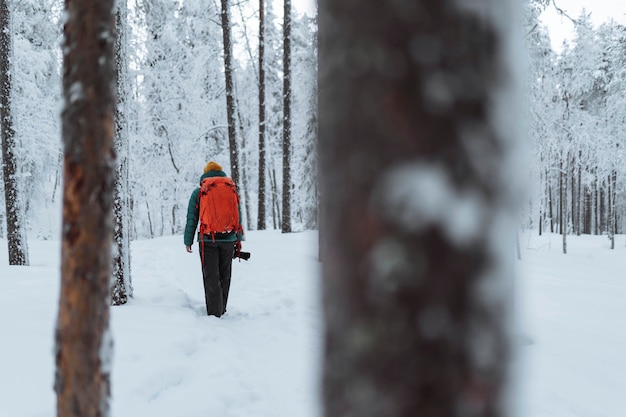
[
  {"left": 0, "top": 231, "right": 322, "bottom": 417},
  {"left": 516, "top": 231, "right": 626, "bottom": 417},
  {"left": 1, "top": 230, "right": 625, "bottom": 416}
]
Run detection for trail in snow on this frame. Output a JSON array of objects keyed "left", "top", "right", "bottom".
[
  {"left": 0, "top": 231, "right": 322, "bottom": 417},
  {"left": 1, "top": 231, "right": 625, "bottom": 417}
]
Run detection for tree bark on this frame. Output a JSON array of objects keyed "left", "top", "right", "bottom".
[
  {"left": 236, "top": 104, "right": 252, "bottom": 230},
  {"left": 220, "top": 0, "right": 240, "bottom": 185},
  {"left": 281, "top": 0, "right": 292, "bottom": 233},
  {"left": 577, "top": 152, "right": 582, "bottom": 235},
  {"left": 548, "top": 181, "right": 554, "bottom": 233},
  {"left": 561, "top": 156, "right": 567, "bottom": 254},
  {"left": 55, "top": 0, "right": 116, "bottom": 415},
  {"left": 558, "top": 158, "right": 563, "bottom": 235},
  {"left": 0, "top": 0, "right": 28, "bottom": 266},
  {"left": 112, "top": 0, "right": 132, "bottom": 306},
  {"left": 257, "top": 0, "right": 267, "bottom": 230},
  {"left": 319, "top": 0, "right": 516, "bottom": 416}
]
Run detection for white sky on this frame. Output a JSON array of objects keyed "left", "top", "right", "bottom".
[
  {"left": 292, "top": 0, "right": 317, "bottom": 16},
  {"left": 292, "top": 1, "right": 626, "bottom": 53},
  {"left": 540, "top": 0, "right": 626, "bottom": 51}
]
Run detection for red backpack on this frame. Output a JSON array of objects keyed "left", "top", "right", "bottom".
[{"left": 197, "top": 176, "right": 243, "bottom": 241}]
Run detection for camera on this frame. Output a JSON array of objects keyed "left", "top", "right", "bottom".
[{"left": 233, "top": 246, "right": 251, "bottom": 261}]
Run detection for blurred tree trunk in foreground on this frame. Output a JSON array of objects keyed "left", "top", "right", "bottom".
[
  {"left": 319, "top": 0, "right": 520, "bottom": 416},
  {"left": 55, "top": 0, "right": 116, "bottom": 415}
]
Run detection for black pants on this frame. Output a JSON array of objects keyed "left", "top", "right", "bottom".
[{"left": 199, "top": 241, "right": 234, "bottom": 317}]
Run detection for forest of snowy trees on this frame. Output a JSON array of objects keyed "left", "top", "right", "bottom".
[
  {"left": 3, "top": 0, "right": 624, "bottom": 265},
  {"left": 4, "top": 0, "right": 621, "bottom": 415},
  {"left": 523, "top": 1, "right": 626, "bottom": 250},
  {"left": 0, "top": 0, "right": 318, "bottom": 254}
]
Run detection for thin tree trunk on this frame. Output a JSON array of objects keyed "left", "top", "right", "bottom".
[
  {"left": 112, "top": 0, "right": 132, "bottom": 306},
  {"left": 55, "top": 0, "right": 116, "bottom": 414},
  {"left": 577, "top": 152, "right": 582, "bottom": 235},
  {"left": 539, "top": 165, "right": 544, "bottom": 236},
  {"left": 0, "top": 0, "right": 28, "bottom": 266},
  {"left": 548, "top": 180, "right": 554, "bottom": 233},
  {"left": 319, "top": 0, "right": 516, "bottom": 415},
  {"left": 257, "top": 0, "right": 267, "bottom": 230},
  {"left": 570, "top": 159, "right": 576, "bottom": 235},
  {"left": 583, "top": 185, "right": 590, "bottom": 234},
  {"left": 281, "top": 0, "right": 292, "bottom": 233},
  {"left": 558, "top": 160, "right": 563, "bottom": 235},
  {"left": 594, "top": 171, "right": 598, "bottom": 235},
  {"left": 613, "top": 171, "right": 617, "bottom": 237},
  {"left": 271, "top": 165, "right": 281, "bottom": 229},
  {"left": 220, "top": 0, "right": 240, "bottom": 185},
  {"left": 610, "top": 172, "right": 616, "bottom": 249},
  {"left": 236, "top": 105, "right": 252, "bottom": 230},
  {"left": 146, "top": 201, "right": 154, "bottom": 238},
  {"left": 561, "top": 157, "right": 567, "bottom": 254}
]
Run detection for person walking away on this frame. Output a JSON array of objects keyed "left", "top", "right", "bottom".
[{"left": 184, "top": 161, "right": 243, "bottom": 317}]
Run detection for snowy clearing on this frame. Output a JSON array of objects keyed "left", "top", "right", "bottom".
[{"left": 1, "top": 230, "right": 625, "bottom": 416}]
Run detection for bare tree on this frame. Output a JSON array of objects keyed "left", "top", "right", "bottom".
[
  {"left": 319, "top": 0, "right": 518, "bottom": 416},
  {"left": 281, "top": 0, "right": 292, "bottom": 233},
  {"left": 0, "top": 0, "right": 28, "bottom": 266},
  {"left": 112, "top": 0, "right": 132, "bottom": 305},
  {"left": 257, "top": 0, "right": 267, "bottom": 230},
  {"left": 54, "top": 0, "right": 117, "bottom": 415},
  {"left": 220, "top": 0, "right": 240, "bottom": 185}
]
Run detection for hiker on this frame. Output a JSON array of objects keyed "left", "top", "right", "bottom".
[{"left": 184, "top": 161, "right": 244, "bottom": 317}]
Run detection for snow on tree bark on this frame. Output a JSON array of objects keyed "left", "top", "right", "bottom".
[
  {"left": 281, "top": 0, "right": 292, "bottom": 233},
  {"left": 319, "top": 0, "right": 519, "bottom": 415},
  {"left": 258, "top": 0, "right": 267, "bottom": 231},
  {"left": 55, "top": 0, "right": 116, "bottom": 415},
  {"left": 0, "top": 0, "right": 28, "bottom": 266},
  {"left": 112, "top": 0, "right": 132, "bottom": 306}
]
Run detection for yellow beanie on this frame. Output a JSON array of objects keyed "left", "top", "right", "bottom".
[{"left": 204, "top": 161, "right": 223, "bottom": 173}]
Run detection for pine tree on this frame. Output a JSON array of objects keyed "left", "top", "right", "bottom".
[
  {"left": 258, "top": 0, "right": 267, "bottom": 230},
  {"left": 319, "top": 0, "right": 518, "bottom": 415},
  {"left": 0, "top": 0, "right": 28, "bottom": 266},
  {"left": 55, "top": 0, "right": 116, "bottom": 414},
  {"left": 112, "top": 0, "right": 132, "bottom": 305},
  {"left": 281, "top": 0, "right": 292, "bottom": 233},
  {"left": 221, "top": 0, "right": 240, "bottom": 185}
]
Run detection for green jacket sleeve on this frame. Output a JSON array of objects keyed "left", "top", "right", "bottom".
[{"left": 183, "top": 188, "right": 200, "bottom": 246}]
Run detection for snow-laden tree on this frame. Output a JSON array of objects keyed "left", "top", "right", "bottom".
[
  {"left": 11, "top": 0, "right": 62, "bottom": 241},
  {"left": 132, "top": 0, "right": 229, "bottom": 238},
  {"left": 262, "top": 0, "right": 286, "bottom": 230},
  {"left": 221, "top": 0, "right": 241, "bottom": 187},
  {"left": 290, "top": 13, "right": 318, "bottom": 230},
  {"left": 523, "top": 3, "right": 626, "bottom": 245}
]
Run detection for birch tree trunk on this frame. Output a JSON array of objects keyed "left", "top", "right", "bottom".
[
  {"left": 112, "top": 0, "right": 132, "bottom": 306},
  {"left": 319, "top": 0, "right": 518, "bottom": 415},
  {"left": 0, "top": 0, "right": 28, "bottom": 266},
  {"left": 55, "top": 0, "right": 116, "bottom": 414},
  {"left": 281, "top": 0, "right": 292, "bottom": 233},
  {"left": 220, "top": 0, "right": 240, "bottom": 185}
]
